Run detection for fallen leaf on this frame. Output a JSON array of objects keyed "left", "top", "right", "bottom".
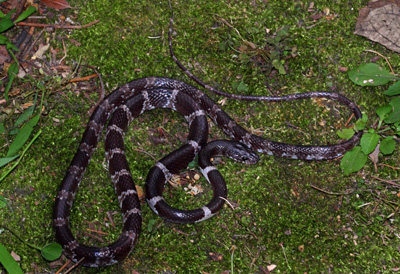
[
  {"left": 32, "top": 44, "right": 50, "bottom": 60},
  {"left": 209, "top": 252, "right": 223, "bottom": 261},
  {"left": 11, "top": 251, "right": 20, "bottom": 261},
  {"left": 40, "top": 0, "right": 71, "bottom": 10},
  {"left": 354, "top": 0, "right": 400, "bottom": 53},
  {"left": 369, "top": 143, "right": 380, "bottom": 172},
  {"left": 136, "top": 185, "right": 144, "bottom": 200}
]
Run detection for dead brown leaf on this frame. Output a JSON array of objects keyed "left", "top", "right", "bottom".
[
  {"left": 354, "top": 0, "right": 400, "bottom": 53},
  {"left": 209, "top": 252, "right": 223, "bottom": 262},
  {"left": 40, "top": 0, "right": 71, "bottom": 10},
  {"left": 369, "top": 143, "right": 380, "bottom": 172}
]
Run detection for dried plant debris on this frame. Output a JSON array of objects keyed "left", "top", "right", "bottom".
[{"left": 354, "top": 0, "right": 400, "bottom": 53}]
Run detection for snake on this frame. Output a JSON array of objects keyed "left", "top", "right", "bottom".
[
  {"left": 53, "top": 8, "right": 363, "bottom": 268},
  {"left": 53, "top": 76, "right": 362, "bottom": 267}
]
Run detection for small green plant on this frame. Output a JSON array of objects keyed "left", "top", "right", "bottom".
[
  {"left": 0, "top": 4, "right": 36, "bottom": 103},
  {"left": 338, "top": 62, "right": 400, "bottom": 174}
]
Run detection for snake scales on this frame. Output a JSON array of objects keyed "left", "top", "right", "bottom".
[{"left": 53, "top": 9, "right": 363, "bottom": 268}]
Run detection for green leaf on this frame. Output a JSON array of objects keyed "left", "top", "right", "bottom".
[
  {"left": 147, "top": 219, "right": 156, "bottom": 232},
  {"left": 0, "top": 34, "right": 10, "bottom": 44},
  {"left": 355, "top": 119, "right": 366, "bottom": 131},
  {"left": 383, "top": 81, "right": 400, "bottom": 96},
  {"left": 348, "top": 63, "right": 394, "bottom": 86},
  {"left": 236, "top": 81, "right": 248, "bottom": 93},
  {"left": 14, "top": 6, "right": 36, "bottom": 23},
  {"left": 14, "top": 105, "right": 35, "bottom": 127},
  {"left": 0, "top": 122, "right": 5, "bottom": 133},
  {"left": 380, "top": 136, "right": 395, "bottom": 155},
  {"left": 385, "top": 97, "right": 400, "bottom": 124},
  {"left": 0, "top": 243, "right": 23, "bottom": 274},
  {"left": 188, "top": 159, "right": 196, "bottom": 169},
  {"left": 0, "top": 17, "right": 14, "bottom": 33},
  {"left": 360, "top": 132, "right": 380, "bottom": 155},
  {"left": 361, "top": 112, "right": 368, "bottom": 123},
  {"left": 376, "top": 105, "right": 392, "bottom": 121},
  {"left": 0, "top": 195, "right": 7, "bottom": 209},
  {"left": 0, "top": 155, "right": 20, "bottom": 168},
  {"left": 6, "top": 114, "right": 40, "bottom": 157},
  {"left": 4, "top": 62, "right": 19, "bottom": 103},
  {"left": 340, "top": 146, "right": 368, "bottom": 175},
  {"left": 336, "top": 128, "right": 354, "bottom": 139},
  {"left": 272, "top": 59, "right": 286, "bottom": 74},
  {"left": 41, "top": 243, "right": 62, "bottom": 261}
]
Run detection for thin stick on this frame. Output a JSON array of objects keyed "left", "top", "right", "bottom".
[
  {"left": 68, "top": 74, "right": 98, "bottom": 83},
  {"left": 64, "top": 257, "right": 85, "bottom": 274},
  {"left": 279, "top": 242, "right": 291, "bottom": 270},
  {"left": 55, "top": 259, "right": 71, "bottom": 274},
  {"left": 378, "top": 163, "right": 400, "bottom": 170},
  {"left": 371, "top": 175, "right": 400, "bottom": 188},
  {"left": 310, "top": 184, "right": 354, "bottom": 195},
  {"left": 16, "top": 19, "right": 100, "bottom": 29},
  {"left": 344, "top": 113, "right": 355, "bottom": 127},
  {"left": 86, "top": 228, "right": 109, "bottom": 235},
  {"left": 364, "top": 49, "right": 395, "bottom": 74}
]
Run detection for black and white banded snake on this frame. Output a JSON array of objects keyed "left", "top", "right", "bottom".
[{"left": 53, "top": 11, "right": 363, "bottom": 268}]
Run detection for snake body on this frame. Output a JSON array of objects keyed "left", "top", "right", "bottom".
[{"left": 54, "top": 76, "right": 362, "bottom": 267}]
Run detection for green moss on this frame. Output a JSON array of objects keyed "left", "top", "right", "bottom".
[{"left": 1, "top": 0, "right": 400, "bottom": 273}]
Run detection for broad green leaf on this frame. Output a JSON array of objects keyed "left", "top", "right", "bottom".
[
  {"left": 14, "top": 105, "right": 35, "bottom": 127},
  {"left": 383, "top": 81, "right": 400, "bottom": 96},
  {"left": 340, "top": 146, "right": 368, "bottom": 175},
  {"left": 272, "top": 59, "right": 286, "bottom": 74},
  {"left": 385, "top": 97, "right": 400, "bottom": 123},
  {"left": 14, "top": 6, "right": 36, "bottom": 23},
  {"left": 0, "top": 34, "right": 10, "bottom": 44},
  {"left": 6, "top": 114, "right": 40, "bottom": 157},
  {"left": 6, "top": 41, "right": 18, "bottom": 52},
  {"left": 0, "top": 155, "right": 19, "bottom": 168},
  {"left": 0, "top": 18, "right": 13, "bottom": 33},
  {"left": 0, "top": 243, "right": 23, "bottom": 274},
  {"left": 380, "top": 136, "right": 395, "bottom": 155},
  {"left": 336, "top": 128, "right": 354, "bottom": 139},
  {"left": 4, "top": 62, "right": 19, "bottom": 102},
  {"left": 355, "top": 119, "right": 366, "bottom": 131},
  {"left": 236, "top": 81, "right": 248, "bottom": 93},
  {"left": 361, "top": 112, "right": 368, "bottom": 123},
  {"left": 376, "top": 105, "right": 392, "bottom": 120},
  {"left": 0, "top": 195, "right": 7, "bottom": 209},
  {"left": 348, "top": 63, "right": 394, "bottom": 86},
  {"left": 360, "top": 132, "right": 380, "bottom": 155},
  {"left": 41, "top": 243, "right": 62, "bottom": 261}
]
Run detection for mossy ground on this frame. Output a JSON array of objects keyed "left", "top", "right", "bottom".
[{"left": 1, "top": 0, "right": 400, "bottom": 273}]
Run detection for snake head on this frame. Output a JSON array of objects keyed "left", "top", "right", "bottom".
[{"left": 225, "top": 141, "right": 259, "bottom": 165}]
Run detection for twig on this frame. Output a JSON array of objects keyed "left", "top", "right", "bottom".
[
  {"left": 16, "top": 19, "right": 100, "bottom": 29},
  {"left": 68, "top": 73, "right": 98, "bottom": 83},
  {"left": 279, "top": 242, "right": 291, "bottom": 270},
  {"left": 310, "top": 184, "right": 354, "bottom": 195},
  {"left": 55, "top": 259, "right": 71, "bottom": 274},
  {"left": 86, "top": 228, "right": 109, "bottom": 235},
  {"left": 378, "top": 163, "right": 400, "bottom": 170},
  {"left": 219, "top": 196, "right": 235, "bottom": 210},
  {"left": 364, "top": 49, "right": 395, "bottom": 74},
  {"left": 133, "top": 148, "right": 158, "bottom": 162},
  {"left": 371, "top": 175, "right": 400, "bottom": 188},
  {"left": 344, "top": 113, "right": 355, "bottom": 127},
  {"left": 64, "top": 257, "right": 85, "bottom": 274},
  {"left": 83, "top": 231, "right": 104, "bottom": 242},
  {"left": 83, "top": 65, "right": 105, "bottom": 101}
]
